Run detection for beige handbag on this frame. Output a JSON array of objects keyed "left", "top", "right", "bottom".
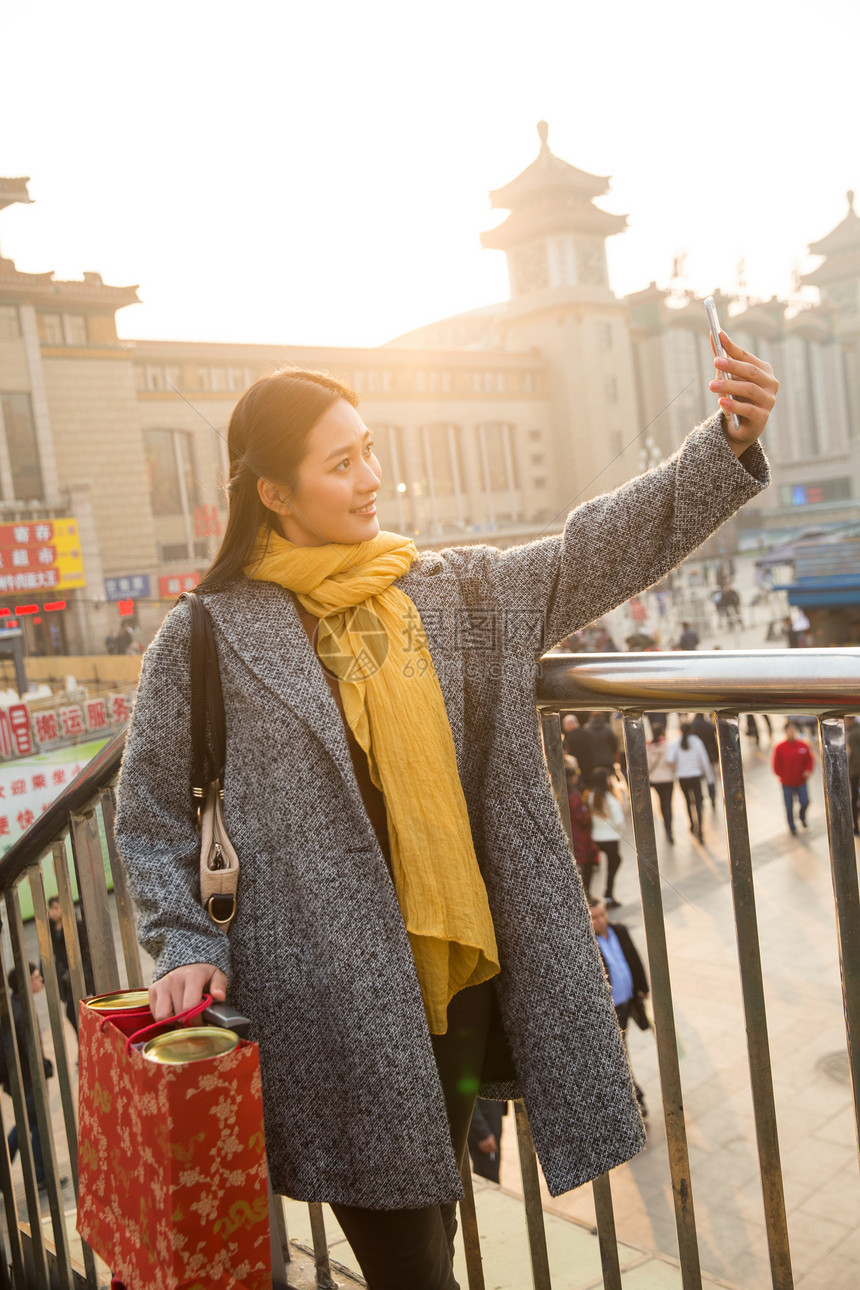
[{"left": 184, "top": 591, "right": 239, "bottom": 931}]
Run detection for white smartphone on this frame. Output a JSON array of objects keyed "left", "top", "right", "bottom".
[{"left": 704, "top": 296, "right": 741, "bottom": 433}]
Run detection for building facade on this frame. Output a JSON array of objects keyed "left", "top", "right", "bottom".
[{"left": 0, "top": 135, "right": 857, "bottom": 655}]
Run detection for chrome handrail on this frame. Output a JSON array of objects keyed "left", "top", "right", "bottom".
[{"left": 538, "top": 646, "right": 860, "bottom": 714}]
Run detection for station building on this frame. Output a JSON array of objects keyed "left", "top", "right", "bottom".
[{"left": 0, "top": 128, "right": 857, "bottom": 654}]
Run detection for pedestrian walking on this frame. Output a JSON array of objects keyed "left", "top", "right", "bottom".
[
  {"left": 0, "top": 965, "right": 57, "bottom": 1192},
  {"left": 690, "top": 712, "right": 719, "bottom": 806},
  {"left": 587, "top": 768, "right": 626, "bottom": 909},
  {"left": 847, "top": 715, "right": 860, "bottom": 836},
  {"left": 562, "top": 712, "right": 595, "bottom": 786},
  {"left": 666, "top": 723, "right": 714, "bottom": 841},
  {"left": 467, "top": 1098, "right": 506, "bottom": 1184},
  {"left": 586, "top": 712, "right": 619, "bottom": 776},
  {"left": 114, "top": 349, "right": 775, "bottom": 1289},
  {"left": 590, "top": 901, "right": 649, "bottom": 1120},
  {"left": 676, "top": 621, "right": 699, "bottom": 650},
  {"left": 646, "top": 724, "right": 676, "bottom": 843},
  {"left": 45, "top": 895, "right": 92, "bottom": 1034},
  {"left": 772, "top": 721, "right": 815, "bottom": 835},
  {"left": 566, "top": 757, "right": 601, "bottom": 897}
]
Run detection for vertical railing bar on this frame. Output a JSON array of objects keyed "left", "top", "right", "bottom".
[
  {"left": 540, "top": 711, "right": 573, "bottom": 846},
  {"left": 0, "top": 949, "right": 27, "bottom": 1286},
  {"left": 53, "top": 840, "right": 89, "bottom": 1015},
  {"left": 716, "top": 714, "right": 794, "bottom": 1288},
  {"left": 5, "top": 884, "right": 72, "bottom": 1288},
  {"left": 458, "top": 1154, "right": 487, "bottom": 1290},
  {"left": 69, "top": 810, "right": 120, "bottom": 996},
  {"left": 514, "top": 1100, "right": 553, "bottom": 1289},
  {"left": 306, "top": 1202, "right": 337, "bottom": 1290},
  {"left": 541, "top": 710, "right": 622, "bottom": 1282},
  {"left": 623, "top": 714, "right": 703, "bottom": 1289},
  {"left": 267, "top": 1179, "right": 289, "bottom": 1290},
  {"left": 29, "top": 866, "right": 100, "bottom": 1288},
  {"left": 98, "top": 787, "right": 144, "bottom": 989},
  {"left": 591, "top": 1173, "right": 623, "bottom": 1290},
  {"left": 817, "top": 716, "right": 860, "bottom": 1163}
]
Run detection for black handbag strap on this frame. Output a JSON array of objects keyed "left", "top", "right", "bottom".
[{"left": 182, "top": 591, "right": 226, "bottom": 796}]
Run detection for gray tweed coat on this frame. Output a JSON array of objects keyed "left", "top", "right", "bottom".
[{"left": 115, "top": 414, "right": 768, "bottom": 1208}]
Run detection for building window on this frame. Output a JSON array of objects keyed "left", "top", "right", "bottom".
[
  {"left": 0, "top": 392, "right": 44, "bottom": 501},
  {"left": 37, "top": 313, "right": 64, "bottom": 345},
  {"left": 528, "top": 428, "right": 542, "bottom": 441},
  {"left": 165, "top": 365, "right": 182, "bottom": 391},
  {"left": 144, "top": 428, "right": 200, "bottom": 516},
  {"left": 0, "top": 305, "right": 20, "bottom": 339},
  {"left": 196, "top": 367, "right": 211, "bottom": 391},
  {"left": 598, "top": 321, "right": 613, "bottom": 351},
  {"left": 605, "top": 376, "right": 619, "bottom": 404},
  {"left": 533, "top": 476, "right": 547, "bottom": 490},
  {"left": 63, "top": 314, "right": 88, "bottom": 346},
  {"left": 530, "top": 453, "right": 545, "bottom": 466},
  {"left": 145, "top": 366, "right": 165, "bottom": 391}
]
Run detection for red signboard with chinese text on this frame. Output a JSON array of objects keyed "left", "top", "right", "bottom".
[
  {"left": 0, "top": 520, "right": 86, "bottom": 594},
  {"left": 158, "top": 571, "right": 200, "bottom": 599}
]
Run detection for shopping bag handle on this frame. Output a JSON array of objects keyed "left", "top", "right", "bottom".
[{"left": 123, "top": 993, "right": 213, "bottom": 1055}]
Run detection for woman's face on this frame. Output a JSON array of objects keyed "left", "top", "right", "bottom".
[{"left": 264, "top": 399, "right": 382, "bottom": 547}]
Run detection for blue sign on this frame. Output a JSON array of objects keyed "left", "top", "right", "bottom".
[{"left": 104, "top": 574, "right": 151, "bottom": 601}]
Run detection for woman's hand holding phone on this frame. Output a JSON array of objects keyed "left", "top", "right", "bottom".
[{"left": 707, "top": 328, "right": 779, "bottom": 459}]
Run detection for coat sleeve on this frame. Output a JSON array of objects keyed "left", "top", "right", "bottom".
[
  {"left": 439, "top": 414, "right": 769, "bottom": 653},
  {"left": 113, "top": 600, "right": 232, "bottom": 985}
]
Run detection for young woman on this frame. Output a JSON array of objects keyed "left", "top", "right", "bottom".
[
  {"left": 646, "top": 722, "right": 676, "bottom": 844},
  {"left": 585, "top": 767, "right": 626, "bottom": 909},
  {"left": 666, "top": 721, "right": 715, "bottom": 841},
  {"left": 116, "top": 337, "right": 776, "bottom": 1290},
  {"left": 565, "top": 755, "right": 600, "bottom": 897}
]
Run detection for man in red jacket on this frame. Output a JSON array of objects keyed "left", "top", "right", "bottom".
[{"left": 772, "top": 721, "right": 815, "bottom": 835}]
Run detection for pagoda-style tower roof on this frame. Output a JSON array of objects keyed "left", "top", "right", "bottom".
[
  {"left": 0, "top": 258, "right": 140, "bottom": 310},
  {"left": 0, "top": 175, "right": 139, "bottom": 314},
  {"left": 801, "top": 191, "right": 860, "bottom": 287},
  {"left": 481, "top": 122, "right": 627, "bottom": 251}
]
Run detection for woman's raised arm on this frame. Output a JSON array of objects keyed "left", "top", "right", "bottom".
[{"left": 440, "top": 335, "right": 776, "bottom": 653}]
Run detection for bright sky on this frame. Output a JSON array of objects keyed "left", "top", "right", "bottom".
[{"left": 1, "top": 0, "right": 856, "bottom": 349}]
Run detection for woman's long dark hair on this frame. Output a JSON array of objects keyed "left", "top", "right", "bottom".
[
  {"left": 197, "top": 368, "right": 358, "bottom": 592},
  {"left": 680, "top": 722, "right": 692, "bottom": 751},
  {"left": 587, "top": 766, "right": 615, "bottom": 815}
]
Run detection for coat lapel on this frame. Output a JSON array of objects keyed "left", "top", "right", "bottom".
[{"left": 203, "top": 579, "right": 360, "bottom": 795}]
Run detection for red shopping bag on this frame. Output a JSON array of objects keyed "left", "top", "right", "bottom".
[{"left": 77, "top": 996, "right": 271, "bottom": 1290}]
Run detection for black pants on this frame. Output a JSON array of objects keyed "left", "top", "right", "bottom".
[
  {"left": 679, "top": 776, "right": 704, "bottom": 837},
  {"left": 851, "top": 774, "right": 860, "bottom": 834},
  {"left": 651, "top": 782, "right": 674, "bottom": 841},
  {"left": 599, "top": 840, "right": 622, "bottom": 900},
  {"left": 578, "top": 860, "right": 599, "bottom": 898},
  {"left": 614, "top": 1002, "right": 646, "bottom": 1118},
  {"left": 331, "top": 980, "right": 494, "bottom": 1290}
]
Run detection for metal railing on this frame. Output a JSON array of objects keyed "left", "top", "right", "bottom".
[{"left": 0, "top": 647, "right": 856, "bottom": 1289}]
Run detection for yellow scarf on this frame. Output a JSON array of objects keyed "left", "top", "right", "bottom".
[{"left": 246, "top": 527, "right": 499, "bottom": 1033}]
